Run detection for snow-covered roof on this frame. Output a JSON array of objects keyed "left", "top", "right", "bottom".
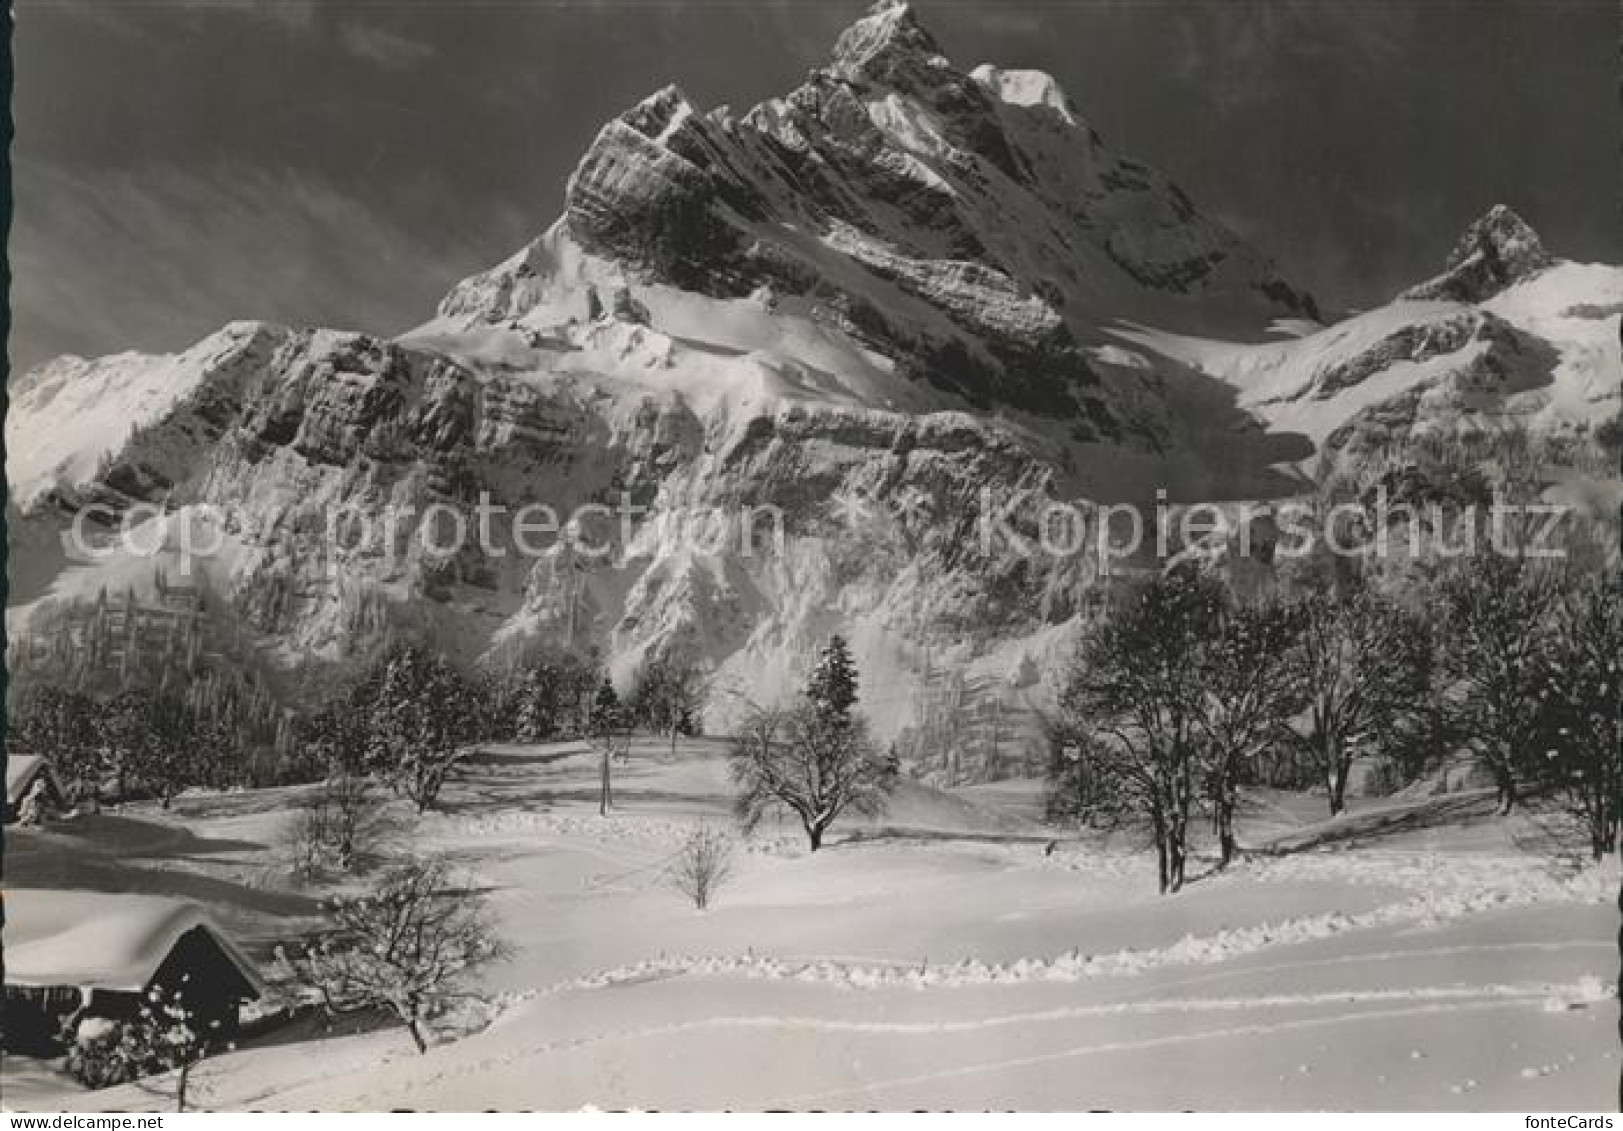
[
  {"left": 3, "top": 889, "right": 263, "bottom": 998},
  {"left": 5, "top": 755, "right": 64, "bottom": 808}
]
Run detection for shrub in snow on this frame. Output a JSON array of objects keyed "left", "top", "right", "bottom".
[
  {"left": 64, "top": 979, "right": 219, "bottom": 1111},
  {"left": 286, "top": 855, "right": 508, "bottom": 1054},
  {"left": 64, "top": 1017, "right": 128, "bottom": 1090},
  {"left": 668, "top": 824, "right": 735, "bottom": 910},
  {"left": 286, "top": 772, "right": 397, "bottom": 878}
]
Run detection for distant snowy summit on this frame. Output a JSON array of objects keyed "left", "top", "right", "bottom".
[{"left": 1119, "top": 202, "right": 1620, "bottom": 456}]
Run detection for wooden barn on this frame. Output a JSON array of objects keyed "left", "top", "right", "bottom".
[
  {"left": 2, "top": 890, "right": 263, "bottom": 1054},
  {"left": 4, "top": 754, "right": 69, "bottom": 824}
]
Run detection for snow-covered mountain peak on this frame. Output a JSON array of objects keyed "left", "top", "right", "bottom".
[
  {"left": 442, "top": 0, "right": 1318, "bottom": 426},
  {"left": 830, "top": 0, "right": 945, "bottom": 86},
  {"left": 970, "top": 65, "right": 1081, "bottom": 125},
  {"left": 1402, "top": 203, "right": 1555, "bottom": 303},
  {"left": 618, "top": 84, "right": 700, "bottom": 143}
]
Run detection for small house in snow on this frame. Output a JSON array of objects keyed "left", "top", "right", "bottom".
[
  {"left": 4, "top": 754, "right": 69, "bottom": 824},
  {"left": 2, "top": 890, "right": 263, "bottom": 1054}
]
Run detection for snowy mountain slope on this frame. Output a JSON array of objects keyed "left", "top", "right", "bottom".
[
  {"left": 1115, "top": 207, "right": 1622, "bottom": 456},
  {"left": 7, "top": 323, "right": 291, "bottom": 511},
  {"left": 6, "top": 7, "right": 1618, "bottom": 776}
]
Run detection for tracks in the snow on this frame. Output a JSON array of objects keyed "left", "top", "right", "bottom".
[{"left": 317, "top": 975, "right": 1602, "bottom": 1111}]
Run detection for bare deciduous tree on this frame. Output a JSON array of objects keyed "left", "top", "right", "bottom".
[
  {"left": 729, "top": 702, "right": 897, "bottom": 852},
  {"left": 1536, "top": 575, "right": 1622, "bottom": 858},
  {"left": 1438, "top": 555, "right": 1559, "bottom": 814},
  {"left": 289, "top": 857, "right": 508, "bottom": 1054},
  {"left": 1291, "top": 589, "right": 1432, "bottom": 817},
  {"left": 1058, "top": 571, "right": 1223, "bottom": 893},
  {"left": 1198, "top": 598, "right": 1305, "bottom": 865},
  {"left": 630, "top": 648, "right": 709, "bottom": 755}
]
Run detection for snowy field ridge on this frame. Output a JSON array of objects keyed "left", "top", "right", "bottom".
[{"left": 530, "top": 848, "right": 1617, "bottom": 995}]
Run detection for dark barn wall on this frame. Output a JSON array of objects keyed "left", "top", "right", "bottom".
[
  {"left": 148, "top": 927, "right": 255, "bottom": 1042},
  {"left": 2, "top": 985, "right": 86, "bottom": 1054},
  {"left": 2, "top": 926, "right": 255, "bottom": 1055}
]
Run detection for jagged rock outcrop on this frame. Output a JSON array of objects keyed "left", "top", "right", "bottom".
[
  {"left": 1402, "top": 205, "right": 1555, "bottom": 304},
  {"left": 1310, "top": 310, "right": 1552, "bottom": 402}
]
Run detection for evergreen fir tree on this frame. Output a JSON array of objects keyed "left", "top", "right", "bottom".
[
  {"left": 807, "top": 634, "right": 859, "bottom": 723},
  {"left": 588, "top": 678, "right": 624, "bottom": 816}
]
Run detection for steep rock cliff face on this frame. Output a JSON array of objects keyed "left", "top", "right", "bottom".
[{"left": 11, "top": 279, "right": 1274, "bottom": 762}]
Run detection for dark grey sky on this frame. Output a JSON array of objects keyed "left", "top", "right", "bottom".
[{"left": 12, "top": 0, "right": 1619, "bottom": 373}]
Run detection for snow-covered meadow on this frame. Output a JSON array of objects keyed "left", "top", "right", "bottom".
[{"left": 3, "top": 738, "right": 1615, "bottom": 1111}]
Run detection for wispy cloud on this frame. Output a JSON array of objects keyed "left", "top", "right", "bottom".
[
  {"left": 40, "top": 0, "right": 318, "bottom": 39},
  {"left": 201, "top": 0, "right": 319, "bottom": 32},
  {"left": 337, "top": 22, "right": 437, "bottom": 70},
  {"left": 38, "top": 0, "right": 429, "bottom": 69},
  {"left": 11, "top": 160, "right": 533, "bottom": 372},
  {"left": 1162, "top": 1, "right": 1417, "bottom": 112}
]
